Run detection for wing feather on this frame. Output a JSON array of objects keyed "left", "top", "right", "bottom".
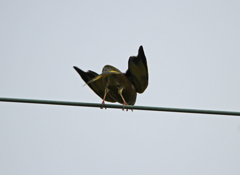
[
  {"left": 73, "top": 66, "right": 116, "bottom": 102},
  {"left": 125, "top": 46, "right": 148, "bottom": 93}
]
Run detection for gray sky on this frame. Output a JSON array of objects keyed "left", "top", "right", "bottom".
[{"left": 1, "top": 0, "right": 240, "bottom": 174}]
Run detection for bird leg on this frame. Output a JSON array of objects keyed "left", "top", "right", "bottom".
[
  {"left": 118, "top": 88, "right": 129, "bottom": 111},
  {"left": 101, "top": 88, "right": 109, "bottom": 109}
]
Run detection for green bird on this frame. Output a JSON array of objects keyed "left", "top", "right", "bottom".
[{"left": 73, "top": 46, "right": 148, "bottom": 109}]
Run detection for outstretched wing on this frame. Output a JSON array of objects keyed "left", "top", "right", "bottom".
[
  {"left": 125, "top": 46, "right": 148, "bottom": 93},
  {"left": 73, "top": 66, "right": 116, "bottom": 102}
]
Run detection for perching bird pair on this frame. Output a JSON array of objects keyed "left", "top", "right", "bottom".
[{"left": 73, "top": 46, "right": 148, "bottom": 110}]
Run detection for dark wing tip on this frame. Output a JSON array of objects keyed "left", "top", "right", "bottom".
[
  {"left": 73, "top": 66, "right": 79, "bottom": 71},
  {"left": 138, "top": 45, "right": 144, "bottom": 54},
  {"left": 73, "top": 66, "right": 85, "bottom": 76},
  {"left": 138, "top": 45, "right": 145, "bottom": 57},
  {"left": 137, "top": 46, "right": 147, "bottom": 70},
  {"left": 73, "top": 66, "right": 81, "bottom": 70}
]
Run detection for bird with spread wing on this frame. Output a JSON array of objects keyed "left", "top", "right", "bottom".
[{"left": 73, "top": 46, "right": 148, "bottom": 110}]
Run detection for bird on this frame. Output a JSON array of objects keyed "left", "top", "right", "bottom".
[{"left": 73, "top": 45, "right": 148, "bottom": 110}]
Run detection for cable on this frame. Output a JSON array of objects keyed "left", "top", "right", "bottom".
[{"left": 1, "top": 97, "right": 240, "bottom": 116}]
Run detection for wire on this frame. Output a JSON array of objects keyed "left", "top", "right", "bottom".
[{"left": 0, "top": 97, "right": 240, "bottom": 116}]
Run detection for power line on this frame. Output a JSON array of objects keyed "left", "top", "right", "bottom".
[{"left": 0, "top": 97, "right": 240, "bottom": 116}]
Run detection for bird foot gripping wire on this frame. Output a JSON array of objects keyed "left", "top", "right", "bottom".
[
  {"left": 122, "top": 103, "right": 133, "bottom": 112},
  {"left": 101, "top": 101, "right": 107, "bottom": 109},
  {"left": 101, "top": 101, "right": 133, "bottom": 112}
]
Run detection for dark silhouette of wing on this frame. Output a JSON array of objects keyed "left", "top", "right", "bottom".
[
  {"left": 125, "top": 46, "right": 148, "bottom": 93},
  {"left": 73, "top": 66, "right": 116, "bottom": 102}
]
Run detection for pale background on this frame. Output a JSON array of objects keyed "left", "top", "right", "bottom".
[{"left": 1, "top": 1, "right": 240, "bottom": 174}]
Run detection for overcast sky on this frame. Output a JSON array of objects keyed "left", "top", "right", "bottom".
[{"left": 1, "top": 1, "right": 240, "bottom": 174}]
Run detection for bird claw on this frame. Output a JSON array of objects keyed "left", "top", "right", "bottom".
[
  {"left": 122, "top": 102, "right": 130, "bottom": 111},
  {"left": 101, "top": 101, "right": 107, "bottom": 109},
  {"left": 123, "top": 108, "right": 133, "bottom": 112},
  {"left": 122, "top": 104, "right": 134, "bottom": 112}
]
